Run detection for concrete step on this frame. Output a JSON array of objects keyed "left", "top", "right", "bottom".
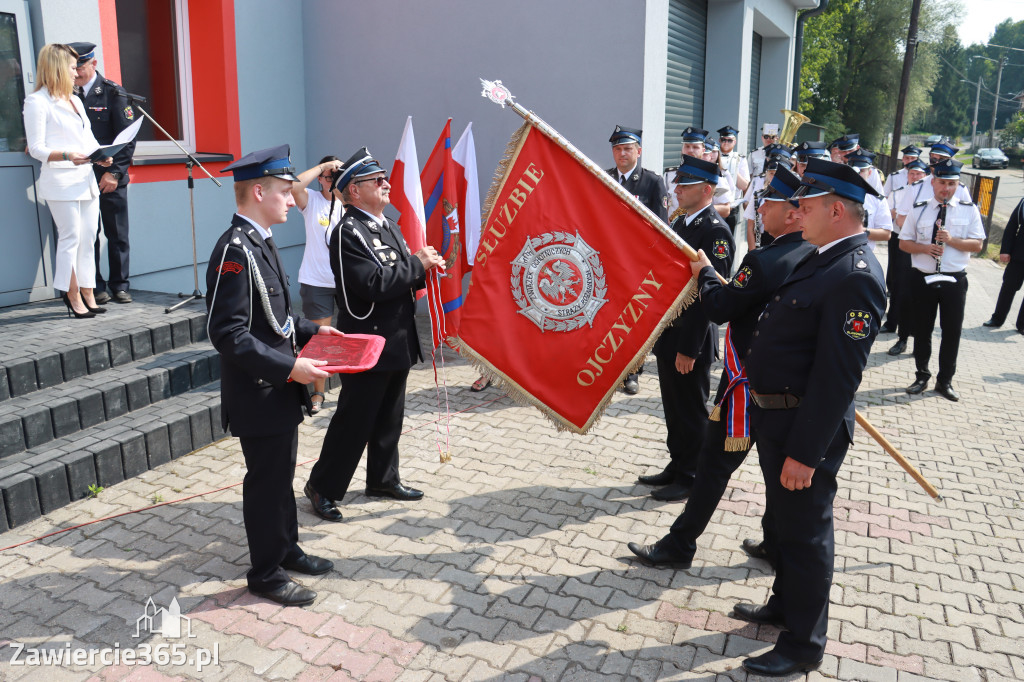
[
  {"left": 0, "top": 343, "right": 220, "bottom": 459},
  {"left": 0, "top": 381, "right": 225, "bottom": 531}
]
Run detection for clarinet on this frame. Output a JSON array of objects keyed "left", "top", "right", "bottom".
[
  {"left": 932, "top": 202, "right": 948, "bottom": 274},
  {"left": 753, "top": 182, "right": 767, "bottom": 249}
]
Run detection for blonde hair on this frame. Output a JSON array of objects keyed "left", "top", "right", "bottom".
[{"left": 35, "top": 44, "right": 78, "bottom": 98}]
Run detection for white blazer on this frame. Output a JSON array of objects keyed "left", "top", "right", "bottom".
[{"left": 23, "top": 87, "right": 101, "bottom": 201}]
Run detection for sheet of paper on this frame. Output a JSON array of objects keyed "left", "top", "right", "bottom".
[{"left": 111, "top": 117, "right": 144, "bottom": 146}]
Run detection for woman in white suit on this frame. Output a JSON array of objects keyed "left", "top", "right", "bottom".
[{"left": 23, "top": 43, "right": 112, "bottom": 318}]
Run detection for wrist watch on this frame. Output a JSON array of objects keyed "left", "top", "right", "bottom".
[{"left": 110, "top": 171, "right": 123, "bottom": 180}]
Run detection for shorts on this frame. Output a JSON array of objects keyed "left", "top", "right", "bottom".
[{"left": 299, "top": 283, "right": 336, "bottom": 320}]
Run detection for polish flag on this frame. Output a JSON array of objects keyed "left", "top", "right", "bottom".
[
  {"left": 390, "top": 116, "right": 427, "bottom": 299},
  {"left": 453, "top": 123, "right": 481, "bottom": 267}
]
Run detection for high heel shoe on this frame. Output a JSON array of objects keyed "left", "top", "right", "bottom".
[
  {"left": 83, "top": 302, "right": 107, "bottom": 314},
  {"left": 61, "top": 292, "right": 96, "bottom": 319}
]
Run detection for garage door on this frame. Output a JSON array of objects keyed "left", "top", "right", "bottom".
[{"left": 663, "top": 0, "right": 708, "bottom": 169}]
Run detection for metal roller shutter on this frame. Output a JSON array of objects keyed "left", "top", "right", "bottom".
[
  {"left": 748, "top": 31, "right": 762, "bottom": 153},
  {"left": 663, "top": 0, "right": 708, "bottom": 169}
]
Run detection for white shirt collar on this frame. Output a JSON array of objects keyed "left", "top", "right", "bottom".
[
  {"left": 617, "top": 163, "right": 638, "bottom": 182},
  {"left": 236, "top": 213, "right": 272, "bottom": 241},
  {"left": 684, "top": 202, "right": 713, "bottom": 225},
  {"left": 82, "top": 73, "right": 99, "bottom": 95},
  {"left": 817, "top": 233, "right": 859, "bottom": 254}
]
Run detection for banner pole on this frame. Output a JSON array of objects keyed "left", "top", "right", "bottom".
[
  {"left": 854, "top": 411, "right": 942, "bottom": 499},
  {"left": 480, "top": 79, "right": 699, "bottom": 261}
]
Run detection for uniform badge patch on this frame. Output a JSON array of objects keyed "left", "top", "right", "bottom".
[
  {"left": 844, "top": 310, "right": 872, "bottom": 340},
  {"left": 124, "top": 105, "right": 134, "bottom": 120},
  {"left": 712, "top": 239, "right": 730, "bottom": 259},
  {"left": 217, "top": 261, "right": 243, "bottom": 276},
  {"left": 662, "top": 195, "right": 669, "bottom": 209},
  {"left": 732, "top": 266, "right": 752, "bottom": 288}
]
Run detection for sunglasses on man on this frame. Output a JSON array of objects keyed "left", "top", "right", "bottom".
[{"left": 354, "top": 175, "right": 389, "bottom": 187}]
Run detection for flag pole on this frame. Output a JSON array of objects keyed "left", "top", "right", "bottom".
[{"left": 480, "top": 79, "right": 698, "bottom": 261}]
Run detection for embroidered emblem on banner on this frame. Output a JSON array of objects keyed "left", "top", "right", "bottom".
[
  {"left": 441, "top": 197, "right": 462, "bottom": 271},
  {"left": 712, "top": 239, "right": 729, "bottom": 259},
  {"left": 844, "top": 309, "right": 872, "bottom": 340},
  {"left": 733, "top": 265, "right": 752, "bottom": 288},
  {"left": 218, "top": 261, "right": 243, "bottom": 276},
  {"left": 511, "top": 232, "right": 608, "bottom": 332}
]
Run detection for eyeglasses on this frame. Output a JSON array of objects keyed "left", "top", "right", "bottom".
[
  {"left": 354, "top": 175, "right": 388, "bottom": 187},
  {"left": 720, "top": 136, "right": 736, "bottom": 142}
]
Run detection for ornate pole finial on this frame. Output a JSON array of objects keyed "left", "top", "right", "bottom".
[{"left": 480, "top": 79, "right": 515, "bottom": 108}]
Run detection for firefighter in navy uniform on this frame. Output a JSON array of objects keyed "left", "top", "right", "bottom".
[
  {"left": 69, "top": 42, "right": 136, "bottom": 304},
  {"left": 732, "top": 158, "right": 886, "bottom": 677},
  {"left": 627, "top": 166, "right": 815, "bottom": 568},
  {"left": 606, "top": 125, "right": 668, "bottom": 395},
  {"left": 205, "top": 145, "right": 341, "bottom": 607},
  {"left": 640, "top": 155, "right": 734, "bottom": 502},
  {"left": 304, "top": 148, "right": 444, "bottom": 520}
]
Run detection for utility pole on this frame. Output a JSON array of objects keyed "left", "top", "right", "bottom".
[
  {"left": 961, "top": 77, "right": 982, "bottom": 149},
  {"left": 888, "top": 0, "right": 922, "bottom": 176},
  {"left": 989, "top": 55, "right": 1006, "bottom": 148}
]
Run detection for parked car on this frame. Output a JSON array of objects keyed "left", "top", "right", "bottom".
[
  {"left": 973, "top": 148, "right": 1009, "bottom": 169},
  {"left": 925, "top": 134, "right": 943, "bottom": 147}
]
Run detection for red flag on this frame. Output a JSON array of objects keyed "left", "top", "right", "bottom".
[
  {"left": 421, "top": 120, "right": 469, "bottom": 348},
  {"left": 456, "top": 122, "right": 696, "bottom": 433},
  {"left": 390, "top": 116, "right": 427, "bottom": 300}
]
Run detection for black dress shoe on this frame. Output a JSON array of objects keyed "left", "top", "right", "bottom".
[
  {"left": 650, "top": 482, "right": 692, "bottom": 502},
  {"left": 250, "top": 580, "right": 316, "bottom": 607},
  {"left": 637, "top": 469, "right": 674, "bottom": 486},
  {"left": 935, "top": 382, "right": 960, "bottom": 402},
  {"left": 304, "top": 482, "right": 343, "bottom": 522},
  {"left": 623, "top": 375, "right": 640, "bottom": 395},
  {"left": 887, "top": 339, "right": 907, "bottom": 355},
  {"left": 905, "top": 377, "right": 929, "bottom": 395},
  {"left": 732, "top": 602, "right": 786, "bottom": 628},
  {"left": 365, "top": 482, "right": 424, "bottom": 501},
  {"left": 627, "top": 540, "right": 692, "bottom": 568},
  {"left": 111, "top": 290, "right": 132, "bottom": 303},
  {"left": 742, "top": 649, "right": 821, "bottom": 676},
  {"left": 94, "top": 291, "right": 111, "bottom": 305},
  {"left": 281, "top": 554, "right": 334, "bottom": 576},
  {"left": 740, "top": 538, "right": 769, "bottom": 560},
  {"left": 1018, "top": 328, "right": 1024, "bottom": 336},
  {"left": 982, "top": 318, "right": 1002, "bottom": 328}
]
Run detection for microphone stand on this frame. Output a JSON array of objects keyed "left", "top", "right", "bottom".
[{"left": 123, "top": 93, "right": 223, "bottom": 313}]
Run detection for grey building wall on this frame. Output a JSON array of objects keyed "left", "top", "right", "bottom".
[{"left": 300, "top": 0, "right": 649, "bottom": 206}]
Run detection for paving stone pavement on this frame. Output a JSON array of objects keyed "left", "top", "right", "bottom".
[{"left": 1, "top": 246, "right": 1022, "bottom": 681}]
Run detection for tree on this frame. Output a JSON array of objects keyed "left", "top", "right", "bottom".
[{"left": 922, "top": 25, "right": 971, "bottom": 141}]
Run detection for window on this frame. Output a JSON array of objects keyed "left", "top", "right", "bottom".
[
  {"left": 0, "top": 10, "right": 27, "bottom": 153},
  {"left": 114, "top": 0, "right": 194, "bottom": 155}
]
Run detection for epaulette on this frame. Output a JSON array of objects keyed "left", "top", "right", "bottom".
[
  {"left": 913, "top": 200, "right": 928, "bottom": 208},
  {"left": 958, "top": 199, "right": 974, "bottom": 206},
  {"left": 102, "top": 77, "right": 123, "bottom": 89},
  {"left": 664, "top": 166, "right": 679, "bottom": 174},
  {"left": 909, "top": 178, "right": 924, "bottom": 186}
]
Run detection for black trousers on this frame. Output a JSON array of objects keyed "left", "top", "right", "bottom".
[
  {"left": 309, "top": 369, "right": 406, "bottom": 500},
  {"left": 885, "top": 233, "right": 913, "bottom": 339},
  {"left": 753, "top": 407, "right": 847, "bottom": 662},
  {"left": 990, "top": 259, "right": 1024, "bottom": 329},
  {"left": 655, "top": 352, "right": 710, "bottom": 484},
  {"left": 665, "top": 387, "right": 763, "bottom": 558},
  {"left": 238, "top": 430, "right": 303, "bottom": 592},
  {"left": 94, "top": 184, "right": 131, "bottom": 294},
  {"left": 910, "top": 270, "right": 968, "bottom": 385}
]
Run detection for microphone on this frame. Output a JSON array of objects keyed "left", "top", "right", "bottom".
[{"left": 114, "top": 86, "right": 148, "bottom": 104}]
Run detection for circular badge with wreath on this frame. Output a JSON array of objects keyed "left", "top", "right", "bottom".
[{"left": 511, "top": 231, "right": 608, "bottom": 332}]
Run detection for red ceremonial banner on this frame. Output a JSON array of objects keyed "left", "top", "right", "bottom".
[{"left": 455, "top": 122, "right": 697, "bottom": 433}]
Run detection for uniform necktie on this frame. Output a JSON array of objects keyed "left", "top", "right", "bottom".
[
  {"left": 619, "top": 174, "right": 626, "bottom": 185},
  {"left": 931, "top": 203, "right": 947, "bottom": 244}
]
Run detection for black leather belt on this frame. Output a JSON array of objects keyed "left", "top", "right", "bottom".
[{"left": 749, "top": 391, "right": 801, "bottom": 409}]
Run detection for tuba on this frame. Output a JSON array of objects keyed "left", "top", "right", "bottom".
[{"left": 779, "top": 109, "right": 811, "bottom": 146}]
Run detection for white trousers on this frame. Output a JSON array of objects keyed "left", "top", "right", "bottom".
[{"left": 48, "top": 197, "right": 99, "bottom": 291}]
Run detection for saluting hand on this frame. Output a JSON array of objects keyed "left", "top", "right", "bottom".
[
  {"left": 289, "top": 357, "right": 330, "bottom": 384},
  {"left": 780, "top": 456, "right": 814, "bottom": 491},
  {"left": 416, "top": 246, "right": 445, "bottom": 272}
]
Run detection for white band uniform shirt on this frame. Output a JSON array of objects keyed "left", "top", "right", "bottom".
[
  {"left": 895, "top": 179, "right": 972, "bottom": 218},
  {"left": 883, "top": 167, "right": 908, "bottom": 210},
  {"left": 722, "top": 150, "right": 750, "bottom": 205},
  {"left": 298, "top": 188, "right": 344, "bottom": 289},
  {"left": 900, "top": 197, "right": 985, "bottom": 273},
  {"left": 863, "top": 194, "right": 893, "bottom": 252}
]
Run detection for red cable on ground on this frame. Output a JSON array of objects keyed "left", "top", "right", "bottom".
[{"left": 0, "top": 394, "right": 506, "bottom": 553}]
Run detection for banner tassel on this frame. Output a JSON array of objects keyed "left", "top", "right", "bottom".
[{"left": 426, "top": 271, "right": 453, "bottom": 462}]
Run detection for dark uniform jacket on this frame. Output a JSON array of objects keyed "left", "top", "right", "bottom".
[
  {"left": 605, "top": 165, "right": 669, "bottom": 223},
  {"left": 205, "top": 215, "right": 319, "bottom": 437},
  {"left": 1001, "top": 198, "right": 1024, "bottom": 260},
  {"left": 697, "top": 231, "right": 816, "bottom": 357},
  {"left": 655, "top": 204, "right": 734, "bottom": 362},
  {"left": 745, "top": 233, "right": 886, "bottom": 472},
  {"left": 330, "top": 206, "right": 426, "bottom": 372},
  {"left": 79, "top": 72, "right": 136, "bottom": 188}
]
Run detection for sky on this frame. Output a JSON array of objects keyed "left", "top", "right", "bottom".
[{"left": 959, "top": 0, "right": 1024, "bottom": 46}]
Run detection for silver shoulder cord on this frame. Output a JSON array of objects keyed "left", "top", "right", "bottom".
[
  {"left": 206, "top": 241, "right": 295, "bottom": 352},
  {"left": 336, "top": 223, "right": 379, "bottom": 321}
]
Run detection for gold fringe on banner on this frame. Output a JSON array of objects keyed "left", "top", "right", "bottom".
[
  {"left": 480, "top": 120, "right": 531, "bottom": 228},
  {"left": 724, "top": 436, "right": 750, "bottom": 452}
]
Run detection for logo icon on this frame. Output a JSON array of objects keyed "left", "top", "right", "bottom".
[
  {"left": 134, "top": 597, "right": 195, "bottom": 639},
  {"left": 733, "top": 265, "right": 752, "bottom": 288},
  {"left": 441, "top": 197, "right": 462, "bottom": 271},
  {"left": 843, "top": 309, "right": 872, "bottom": 340},
  {"left": 712, "top": 239, "right": 730, "bottom": 259},
  {"left": 511, "top": 231, "right": 608, "bottom": 332}
]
